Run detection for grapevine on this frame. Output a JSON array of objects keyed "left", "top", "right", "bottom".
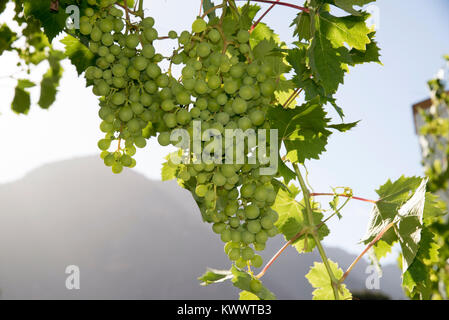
[{"left": 0, "top": 0, "right": 448, "bottom": 300}]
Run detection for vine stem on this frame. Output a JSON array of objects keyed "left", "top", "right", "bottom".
[
  {"left": 340, "top": 222, "right": 394, "bottom": 283},
  {"left": 256, "top": 229, "right": 307, "bottom": 279},
  {"left": 293, "top": 163, "right": 340, "bottom": 300},
  {"left": 250, "top": 0, "right": 280, "bottom": 32},
  {"left": 235, "top": 0, "right": 310, "bottom": 13},
  {"left": 310, "top": 193, "right": 377, "bottom": 204},
  {"left": 201, "top": 4, "right": 225, "bottom": 19},
  {"left": 199, "top": 0, "right": 204, "bottom": 16}
]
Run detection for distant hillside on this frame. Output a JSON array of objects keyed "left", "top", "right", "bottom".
[{"left": 0, "top": 157, "right": 405, "bottom": 299}]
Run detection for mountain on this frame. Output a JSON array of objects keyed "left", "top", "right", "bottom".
[{"left": 0, "top": 156, "right": 405, "bottom": 299}]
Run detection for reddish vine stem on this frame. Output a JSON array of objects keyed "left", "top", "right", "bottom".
[
  {"left": 250, "top": 0, "right": 280, "bottom": 32},
  {"left": 235, "top": 0, "right": 310, "bottom": 13},
  {"left": 283, "top": 88, "right": 303, "bottom": 108},
  {"left": 256, "top": 229, "right": 307, "bottom": 279},
  {"left": 310, "top": 193, "right": 377, "bottom": 204},
  {"left": 340, "top": 222, "right": 394, "bottom": 283},
  {"left": 199, "top": 0, "right": 204, "bottom": 16}
]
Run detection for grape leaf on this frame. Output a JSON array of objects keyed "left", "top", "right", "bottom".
[
  {"left": 372, "top": 240, "right": 393, "bottom": 260},
  {"left": 272, "top": 184, "right": 330, "bottom": 253},
  {"left": 423, "top": 192, "right": 447, "bottom": 219},
  {"left": 394, "top": 178, "right": 427, "bottom": 271},
  {"left": 161, "top": 152, "right": 179, "bottom": 181},
  {"left": 332, "top": 0, "right": 375, "bottom": 16},
  {"left": 0, "top": 24, "right": 17, "bottom": 55},
  {"left": 319, "top": 11, "right": 371, "bottom": 51},
  {"left": 349, "top": 32, "right": 381, "bottom": 65},
  {"left": 23, "top": 0, "right": 69, "bottom": 42},
  {"left": 291, "top": 12, "right": 311, "bottom": 41},
  {"left": 249, "top": 22, "right": 281, "bottom": 49},
  {"left": 305, "top": 260, "right": 352, "bottom": 300},
  {"left": 402, "top": 228, "right": 440, "bottom": 300},
  {"left": 362, "top": 176, "right": 422, "bottom": 246},
  {"left": 0, "top": 0, "right": 7, "bottom": 14},
  {"left": 61, "top": 34, "right": 95, "bottom": 76},
  {"left": 198, "top": 268, "right": 233, "bottom": 286},
  {"left": 230, "top": 266, "right": 276, "bottom": 300},
  {"left": 362, "top": 177, "right": 434, "bottom": 273},
  {"left": 11, "top": 79, "right": 35, "bottom": 114},
  {"left": 239, "top": 291, "right": 260, "bottom": 300},
  {"left": 202, "top": 0, "right": 217, "bottom": 20},
  {"left": 268, "top": 99, "right": 331, "bottom": 163},
  {"left": 38, "top": 51, "right": 64, "bottom": 109},
  {"left": 308, "top": 15, "right": 348, "bottom": 95},
  {"left": 278, "top": 159, "right": 296, "bottom": 184}
]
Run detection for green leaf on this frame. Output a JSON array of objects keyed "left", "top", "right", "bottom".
[
  {"left": 239, "top": 4, "right": 260, "bottom": 30},
  {"left": 38, "top": 76, "right": 58, "bottom": 109},
  {"left": 308, "top": 15, "right": 348, "bottom": 95},
  {"left": 61, "top": 34, "right": 96, "bottom": 76},
  {"left": 0, "top": 24, "right": 17, "bottom": 55},
  {"left": 394, "top": 178, "right": 427, "bottom": 271},
  {"left": 305, "top": 260, "right": 352, "bottom": 300},
  {"left": 272, "top": 185, "right": 329, "bottom": 253},
  {"left": 198, "top": 268, "right": 233, "bottom": 286},
  {"left": 291, "top": 12, "right": 312, "bottom": 41},
  {"left": 202, "top": 0, "right": 216, "bottom": 20},
  {"left": 0, "top": 0, "right": 7, "bottom": 14},
  {"left": 423, "top": 192, "right": 447, "bottom": 219},
  {"left": 328, "top": 121, "right": 359, "bottom": 132},
  {"left": 11, "top": 82, "right": 33, "bottom": 114},
  {"left": 349, "top": 32, "right": 381, "bottom": 65},
  {"left": 239, "top": 291, "right": 260, "bottom": 300},
  {"left": 362, "top": 177, "right": 430, "bottom": 273},
  {"left": 249, "top": 22, "right": 281, "bottom": 49},
  {"left": 332, "top": 0, "right": 375, "bottom": 16},
  {"left": 161, "top": 152, "right": 179, "bottom": 181},
  {"left": 372, "top": 240, "right": 393, "bottom": 260},
  {"left": 278, "top": 159, "right": 296, "bottom": 184},
  {"left": 402, "top": 228, "right": 440, "bottom": 299},
  {"left": 362, "top": 176, "right": 422, "bottom": 245},
  {"left": 268, "top": 100, "right": 332, "bottom": 163},
  {"left": 319, "top": 11, "right": 371, "bottom": 51},
  {"left": 24, "top": 0, "right": 68, "bottom": 42},
  {"left": 230, "top": 266, "right": 276, "bottom": 300}
]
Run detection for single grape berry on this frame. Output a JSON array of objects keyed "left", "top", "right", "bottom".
[{"left": 192, "top": 18, "right": 207, "bottom": 33}]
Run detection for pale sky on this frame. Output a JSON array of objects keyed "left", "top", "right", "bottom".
[{"left": 0, "top": 0, "right": 449, "bottom": 260}]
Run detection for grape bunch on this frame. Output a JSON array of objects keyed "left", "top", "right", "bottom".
[
  {"left": 79, "top": 0, "right": 166, "bottom": 174},
  {"left": 161, "top": 17, "right": 281, "bottom": 269},
  {"left": 79, "top": 1, "right": 281, "bottom": 269}
]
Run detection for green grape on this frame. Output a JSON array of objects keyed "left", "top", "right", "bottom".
[
  {"left": 241, "top": 247, "right": 255, "bottom": 260},
  {"left": 247, "top": 220, "right": 262, "bottom": 234},
  {"left": 119, "top": 106, "right": 133, "bottom": 122},
  {"left": 168, "top": 30, "right": 177, "bottom": 39},
  {"left": 251, "top": 255, "right": 263, "bottom": 268},
  {"left": 245, "top": 205, "right": 260, "bottom": 219},
  {"left": 192, "top": 18, "right": 207, "bottom": 33},
  {"left": 208, "top": 29, "right": 221, "bottom": 43},
  {"left": 158, "top": 132, "right": 171, "bottom": 146},
  {"left": 135, "top": 136, "right": 147, "bottom": 148},
  {"left": 235, "top": 258, "right": 247, "bottom": 269},
  {"left": 228, "top": 248, "right": 241, "bottom": 261},
  {"left": 112, "top": 162, "right": 123, "bottom": 174},
  {"left": 220, "top": 229, "right": 232, "bottom": 242},
  {"left": 80, "top": 22, "right": 92, "bottom": 35},
  {"left": 98, "top": 139, "right": 111, "bottom": 151},
  {"left": 126, "top": 33, "right": 140, "bottom": 49},
  {"left": 142, "top": 44, "right": 155, "bottom": 58}
]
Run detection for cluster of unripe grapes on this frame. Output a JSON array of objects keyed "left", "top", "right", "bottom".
[
  {"left": 80, "top": 0, "right": 162, "bottom": 174},
  {"left": 80, "top": 1, "right": 280, "bottom": 269}
]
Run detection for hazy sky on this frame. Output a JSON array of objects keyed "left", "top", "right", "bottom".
[{"left": 0, "top": 0, "right": 448, "bottom": 259}]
